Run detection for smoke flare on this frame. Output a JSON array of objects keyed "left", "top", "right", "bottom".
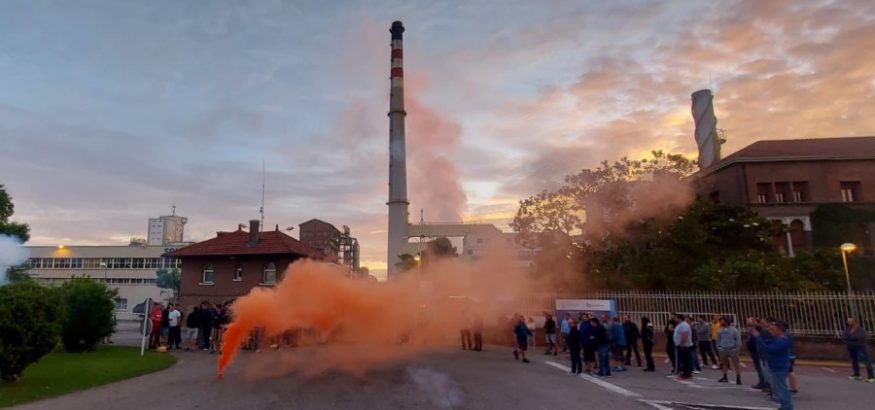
[{"left": 217, "top": 257, "right": 529, "bottom": 379}]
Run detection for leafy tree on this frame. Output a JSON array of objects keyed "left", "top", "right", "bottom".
[
  {"left": 395, "top": 254, "right": 418, "bottom": 273},
  {"left": 0, "top": 185, "right": 29, "bottom": 243},
  {"left": 426, "top": 237, "right": 458, "bottom": 258},
  {"left": 1, "top": 185, "right": 31, "bottom": 283},
  {"left": 59, "top": 277, "right": 116, "bottom": 352},
  {"left": 156, "top": 268, "right": 180, "bottom": 300},
  {"left": 0, "top": 281, "right": 63, "bottom": 382}
]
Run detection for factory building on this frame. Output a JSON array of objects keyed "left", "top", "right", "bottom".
[
  {"left": 24, "top": 211, "right": 190, "bottom": 316},
  {"left": 298, "top": 218, "right": 362, "bottom": 276}
]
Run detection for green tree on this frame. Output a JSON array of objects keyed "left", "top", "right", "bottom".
[
  {"left": 156, "top": 268, "right": 180, "bottom": 300},
  {"left": 0, "top": 281, "right": 63, "bottom": 382},
  {"left": 394, "top": 254, "right": 418, "bottom": 273},
  {"left": 1, "top": 185, "right": 31, "bottom": 283},
  {"left": 59, "top": 277, "right": 116, "bottom": 352},
  {"left": 426, "top": 237, "right": 458, "bottom": 258},
  {"left": 0, "top": 185, "right": 30, "bottom": 243}
]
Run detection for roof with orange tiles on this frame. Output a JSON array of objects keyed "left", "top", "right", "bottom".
[{"left": 166, "top": 228, "right": 324, "bottom": 259}]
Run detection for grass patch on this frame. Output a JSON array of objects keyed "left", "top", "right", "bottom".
[{"left": 0, "top": 346, "right": 176, "bottom": 408}]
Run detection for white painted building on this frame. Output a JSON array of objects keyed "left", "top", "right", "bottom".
[{"left": 147, "top": 212, "right": 187, "bottom": 246}]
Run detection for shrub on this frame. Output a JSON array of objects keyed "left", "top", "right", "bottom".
[
  {"left": 60, "top": 278, "right": 116, "bottom": 353},
  {"left": 0, "top": 281, "right": 63, "bottom": 382}
]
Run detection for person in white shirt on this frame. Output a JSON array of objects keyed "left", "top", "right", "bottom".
[{"left": 167, "top": 303, "right": 182, "bottom": 350}]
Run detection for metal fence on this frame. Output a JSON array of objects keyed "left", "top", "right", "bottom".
[{"left": 520, "top": 291, "right": 875, "bottom": 337}]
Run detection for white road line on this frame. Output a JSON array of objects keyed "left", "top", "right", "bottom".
[
  {"left": 640, "top": 400, "right": 675, "bottom": 410},
  {"left": 544, "top": 361, "right": 641, "bottom": 398},
  {"left": 822, "top": 367, "right": 836, "bottom": 373},
  {"left": 643, "top": 400, "right": 776, "bottom": 410}
]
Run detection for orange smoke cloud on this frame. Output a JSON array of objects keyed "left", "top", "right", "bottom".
[{"left": 218, "top": 256, "right": 531, "bottom": 379}]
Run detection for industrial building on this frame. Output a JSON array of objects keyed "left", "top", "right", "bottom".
[
  {"left": 690, "top": 89, "right": 875, "bottom": 256},
  {"left": 24, "top": 211, "right": 190, "bottom": 316},
  {"left": 298, "top": 218, "right": 362, "bottom": 275}
]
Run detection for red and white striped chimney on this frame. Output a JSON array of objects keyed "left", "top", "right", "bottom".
[{"left": 387, "top": 20, "right": 409, "bottom": 280}]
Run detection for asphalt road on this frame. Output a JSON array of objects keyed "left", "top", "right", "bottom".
[{"left": 13, "top": 340, "right": 875, "bottom": 410}]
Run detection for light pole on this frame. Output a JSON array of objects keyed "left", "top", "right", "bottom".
[{"left": 840, "top": 243, "right": 858, "bottom": 318}]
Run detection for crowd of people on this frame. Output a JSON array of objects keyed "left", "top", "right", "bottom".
[
  {"left": 503, "top": 312, "right": 874, "bottom": 410},
  {"left": 148, "top": 301, "right": 229, "bottom": 353}
]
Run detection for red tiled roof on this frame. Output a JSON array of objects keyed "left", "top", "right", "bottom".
[
  {"left": 722, "top": 136, "right": 875, "bottom": 162},
  {"left": 167, "top": 229, "right": 324, "bottom": 258},
  {"left": 704, "top": 136, "right": 875, "bottom": 174}
]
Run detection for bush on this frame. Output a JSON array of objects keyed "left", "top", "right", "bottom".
[
  {"left": 0, "top": 282, "right": 63, "bottom": 382},
  {"left": 60, "top": 278, "right": 116, "bottom": 353}
]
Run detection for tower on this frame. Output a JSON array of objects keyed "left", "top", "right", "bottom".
[
  {"left": 691, "top": 89, "right": 721, "bottom": 169},
  {"left": 387, "top": 21, "right": 409, "bottom": 279}
]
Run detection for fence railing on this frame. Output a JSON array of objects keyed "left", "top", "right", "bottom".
[{"left": 518, "top": 291, "right": 875, "bottom": 337}]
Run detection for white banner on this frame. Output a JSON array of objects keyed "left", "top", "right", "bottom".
[{"left": 555, "top": 299, "right": 612, "bottom": 311}]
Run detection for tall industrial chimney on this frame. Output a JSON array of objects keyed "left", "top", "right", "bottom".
[
  {"left": 387, "top": 21, "right": 409, "bottom": 280},
  {"left": 691, "top": 89, "right": 721, "bottom": 169}
]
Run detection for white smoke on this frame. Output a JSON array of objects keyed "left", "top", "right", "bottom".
[
  {"left": 0, "top": 234, "right": 28, "bottom": 285},
  {"left": 407, "top": 367, "right": 465, "bottom": 408}
]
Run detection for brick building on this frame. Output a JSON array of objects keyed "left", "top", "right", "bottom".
[
  {"left": 298, "top": 219, "right": 341, "bottom": 258},
  {"left": 169, "top": 220, "right": 323, "bottom": 308},
  {"left": 695, "top": 136, "right": 875, "bottom": 255}
]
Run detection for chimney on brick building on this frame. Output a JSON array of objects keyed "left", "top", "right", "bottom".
[{"left": 249, "top": 219, "right": 260, "bottom": 245}]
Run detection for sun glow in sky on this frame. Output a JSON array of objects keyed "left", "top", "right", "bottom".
[{"left": 2, "top": 0, "right": 874, "bottom": 279}]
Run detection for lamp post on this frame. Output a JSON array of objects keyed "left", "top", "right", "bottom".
[{"left": 840, "top": 243, "right": 858, "bottom": 318}]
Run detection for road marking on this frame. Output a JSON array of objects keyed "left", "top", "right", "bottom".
[
  {"left": 544, "top": 361, "right": 641, "bottom": 397},
  {"left": 740, "top": 362, "right": 748, "bottom": 368},
  {"left": 822, "top": 367, "right": 836, "bottom": 373},
  {"left": 642, "top": 400, "right": 776, "bottom": 410}
]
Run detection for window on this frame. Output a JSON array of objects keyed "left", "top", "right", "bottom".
[
  {"left": 202, "top": 264, "right": 215, "bottom": 284},
  {"left": 774, "top": 182, "right": 790, "bottom": 203},
  {"left": 263, "top": 263, "right": 277, "bottom": 284},
  {"left": 83, "top": 258, "right": 101, "bottom": 269},
  {"left": 841, "top": 181, "right": 861, "bottom": 202},
  {"left": 756, "top": 183, "right": 772, "bottom": 204},
  {"left": 233, "top": 266, "right": 243, "bottom": 281},
  {"left": 792, "top": 181, "right": 809, "bottom": 202},
  {"left": 114, "top": 298, "right": 128, "bottom": 310}
]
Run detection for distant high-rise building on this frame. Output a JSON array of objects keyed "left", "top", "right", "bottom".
[{"left": 147, "top": 207, "right": 187, "bottom": 246}]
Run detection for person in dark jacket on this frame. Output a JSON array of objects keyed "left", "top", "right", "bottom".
[
  {"left": 641, "top": 317, "right": 656, "bottom": 371},
  {"left": 624, "top": 315, "right": 642, "bottom": 367},
  {"left": 472, "top": 314, "right": 484, "bottom": 351},
  {"left": 842, "top": 317, "right": 875, "bottom": 382},
  {"left": 513, "top": 314, "right": 532, "bottom": 363},
  {"left": 591, "top": 318, "right": 611, "bottom": 377},
  {"left": 184, "top": 306, "right": 201, "bottom": 351},
  {"left": 665, "top": 315, "right": 678, "bottom": 374},
  {"left": 544, "top": 314, "right": 558, "bottom": 356},
  {"left": 568, "top": 318, "right": 583, "bottom": 374},
  {"left": 580, "top": 313, "right": 596, "bottom": 374},
  {"left": 199, "top": 301, "right": 215, "bottom": 351},
  {"left": 160, "top": 305, "right": 170, "bottom": 346}
]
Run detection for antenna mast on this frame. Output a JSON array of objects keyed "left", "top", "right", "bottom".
[{"left": 260, "top": 160, "right": 265, "bottom": 232}]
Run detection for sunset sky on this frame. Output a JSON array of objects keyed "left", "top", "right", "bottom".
[{"left": 2, "top": 0, "right": 874, "bottom": 279}]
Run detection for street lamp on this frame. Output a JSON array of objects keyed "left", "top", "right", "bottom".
[{"left": 840, "top": 243, "right": 858, "bottom": 317}]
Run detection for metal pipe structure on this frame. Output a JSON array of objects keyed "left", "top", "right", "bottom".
[
  {"left": 691, "top": 89, "right": 721, "bottom": 169},
  {"left": 387, "top": 21, "right": 410, "bottom": 280}
]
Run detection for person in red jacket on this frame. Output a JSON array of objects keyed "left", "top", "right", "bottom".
[{"left": 149, "top": 302, "right": 163, "bottom": 349}]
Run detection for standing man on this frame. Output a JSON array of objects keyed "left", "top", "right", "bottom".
[
  {"left": 623, "top": 315, "right": 642, "bottom": 367},
  {"left": 842, "top": 317, "right": 875, "bottom": 382},
  {"left": 580, "top": 313, "right": 595, "bottom": 374},
  {"left": 184, "top": 305, "right": 201, "bottom": 351},
  {"left": 459, "top": 310, "right": 473, "bottom": 350},
  {"left": 641, "top": 317, "right": 655, "bottom": 372},
  {"left": 609, "top": 317, "right": 628, "bottom": 372},
  {"left": 752, "top": 321, "right": 794, "bottom": 410},
  {"left": 513, "top": 314, "right": 532, "bottom": 363},
  {"left": 568, "top": 318, "right": 582, "bottom": 375},
  {"left": 674, "top": 314, "right": 694, "bottom": 380},
  {"left": 716, "top": 317, "right": 742, "bottom": 385},
  {"left": 544, "top": 313, "right": 558, "bottom": 356},
  {"left": 167, "top": 303, "right": 182, "bottom": 350},
  {"left": 160, "top": 303, "right": 170, "bottom": 346},
  {"left": 149, "top": 302, "right": 163, "bottom": 349},
  {"left": 592, "top": 318, "right": 611, "bottom": 378},
  {"left": 199, "top": 301, "right": 214, "bottom": 351},
  {"left": 560, "top": 313, "right": 572, "bottom": 353},
  {"left": 665, "top": 314, "right": 678, "bottom": 374},
  {"left": 696, "top": 315, "right": 718, "bottom": 369},
  {"left": 472, "top": 314, "right": 484, "bottom": 352}
]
